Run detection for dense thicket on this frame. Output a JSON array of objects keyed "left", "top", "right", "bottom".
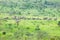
[{"left": 0, "top": 0, "right": 60, "bottom": 16}]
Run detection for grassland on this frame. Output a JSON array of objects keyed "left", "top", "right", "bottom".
[
  {"left": 0, "top": 0, "right": 60, "bottom": 40},
  {"left": 0, "top": 14, "right": 60, "bottom": 40}
]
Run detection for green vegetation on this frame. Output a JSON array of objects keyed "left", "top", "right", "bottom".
[{"left": 0, "top": 0, "right": 60, "bottom": 40}]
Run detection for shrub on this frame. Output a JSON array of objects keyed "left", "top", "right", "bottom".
[{"left": 58, "top": 21, "right": 60, "bottom": 26}]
